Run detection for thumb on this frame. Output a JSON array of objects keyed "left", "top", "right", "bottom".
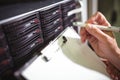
[{"left": 85, "top": 24, "right": 107, "bottom": 41}]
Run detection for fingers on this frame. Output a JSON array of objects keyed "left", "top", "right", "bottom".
[
  {"left": 85, "top": 24, "right": 107, "bottom": 41},
  {"left": 86, "top": 12, "right": 111, "bottom": 26},
  {"left": 80, "top": 28, "right": 87, "bottom": 43},
  {"left": 80, "top": 12, "right": 112, "bottom": 43},
  {"left": 80, "top": 24, "right": 108, "bottom": 43}
]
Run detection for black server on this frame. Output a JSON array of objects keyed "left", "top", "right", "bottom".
[
  {"left": 40, "top": 5, "right": 63, "bottom": 42},
  {"left": 61, "top": 0, "right": 77, "bottom": 31},
  {"left": 0, "top": 0, "right": 78, "bottom": 79},
  {"left": 1, "top": 12, "right": 44, "bottom": 67},
  {"left": 0, "top": 26, "right": 13, "bottom": 76}
]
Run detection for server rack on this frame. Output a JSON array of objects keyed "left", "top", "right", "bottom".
[{"left": 0, "top": 0, "right": 80, "bottom": 79}]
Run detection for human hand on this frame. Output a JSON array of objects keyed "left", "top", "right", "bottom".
[
  {"left": 80, "top": 12, "right": 119, "bottom": 59},
  {"left": 80, "top": 11, "right": 120, "bottom": 78}
]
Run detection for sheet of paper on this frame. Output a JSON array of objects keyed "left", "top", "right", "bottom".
[{"left": 21, "top": 27, "right": 111, "bottom": 80}]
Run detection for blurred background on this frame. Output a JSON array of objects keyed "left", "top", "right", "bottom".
[{"left": 98, "top": 0, "right": 120, "bottom": 47}]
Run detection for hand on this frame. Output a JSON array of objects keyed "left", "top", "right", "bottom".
[
  {"left": 80, "top": 12, "right": 119, "bottom": 58},
  {"left": 80, "top": 12, "right": 120, "bottom": 71}
]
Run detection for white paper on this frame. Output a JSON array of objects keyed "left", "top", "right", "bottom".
[{"left": 21, "top": 27, "right": 111, "bottom": 80}]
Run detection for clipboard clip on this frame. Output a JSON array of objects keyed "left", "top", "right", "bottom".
[
  {"left": 62, "top": 36, "right": 67, "bottom": 44},
  {"left": 42, "top": 36, "right": 67, "bottom": 62}
]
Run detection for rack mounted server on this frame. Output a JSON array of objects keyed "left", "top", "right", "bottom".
[{"left": 0, "top": 0, "right": 78, "bottom": 78}]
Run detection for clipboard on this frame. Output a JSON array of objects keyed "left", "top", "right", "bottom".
[{"left": 15, "top": 27, "right": 111, "bottom": 80}]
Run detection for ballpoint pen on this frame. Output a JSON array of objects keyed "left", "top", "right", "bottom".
[{"left": 73, "top": 22, "right": 120, "bottom": 33}]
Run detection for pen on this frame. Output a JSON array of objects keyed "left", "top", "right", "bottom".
[{"left": 73, "top": 22, "right": 120, "bottom": 33}]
